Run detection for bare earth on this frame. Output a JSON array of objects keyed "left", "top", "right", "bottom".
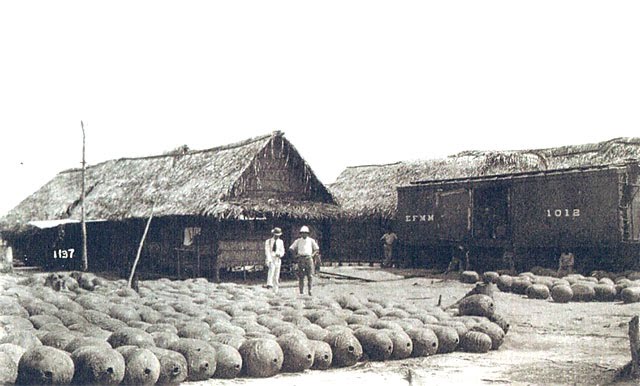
[{"left": 195, "top": 266, "right": 638, "bottom": 386}]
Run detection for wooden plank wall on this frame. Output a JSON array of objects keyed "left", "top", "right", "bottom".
[
  {"left": 217, "top": 240, "right": 264, "bottom": 266},
  {"left": 139, "top": 217, "right": 274, "bottom": 279},
  {"left": 329, "top": 219, "right": 386, "bottom": 264}
]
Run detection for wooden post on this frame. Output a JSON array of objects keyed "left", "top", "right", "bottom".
[
  {"left": 196, "top": 246, "right": 201, "bottom": 278},
  {"left": 629, "top": 315, "right": 640, "bottom": 378},
  {"left": 128, "top": 207, "right": 154, "bottom": 289},
  {"left": 177, "top": 249, "right": 181, "bottom": 279},
  {"left": 80, "top": 121, "right": 88, "bottom": 271}
]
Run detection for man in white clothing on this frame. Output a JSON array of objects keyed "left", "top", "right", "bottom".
[
  {"left": 289, "top": 225, "right": 319, "bottom": 295},
  {"left": 264, "top": 227, "right": 285, "bottom": 292}
]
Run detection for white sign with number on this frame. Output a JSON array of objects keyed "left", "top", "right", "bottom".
[{"left": 53, "top": 248, "right": 75, "bottom": 259}]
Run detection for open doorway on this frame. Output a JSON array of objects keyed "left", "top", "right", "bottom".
[{"left": 473, "top": 186, "right": 509, "bottom": 240}]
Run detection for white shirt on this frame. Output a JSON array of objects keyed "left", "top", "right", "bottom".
[
  {"left": 381, "top": 232, "right": 397, "bottom": 245},
  {"left": 265, "top": 238, "right": 285, "bottom": 260},
  {"left": 289, "top": 237, "right": 319, "bottom": 257},
  {"left": 5, "top": 246, "right": 12, "bottom": 264}
]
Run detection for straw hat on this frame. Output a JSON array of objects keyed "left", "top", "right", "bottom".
[{"left": 271, "top": 227, "right": 283, "bottom": 236}]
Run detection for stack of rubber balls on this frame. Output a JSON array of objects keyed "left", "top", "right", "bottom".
[
  {"left": 460, "top": 270, "right": 640, "bottom": 304},
  {"left": 0, "top": 271, "right": 509, "bottom": 384}
]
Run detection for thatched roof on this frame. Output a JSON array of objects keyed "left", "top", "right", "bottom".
[
  {"left": 1, "top": 132, "right": 339, "bottom": 233},
  {"left": 330, "top": 137, "right": 640, "bottom": 219}
]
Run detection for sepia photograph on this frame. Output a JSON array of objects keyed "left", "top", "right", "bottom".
[{"left": 1, "top": 1, "right": 640, "bottom": 385}]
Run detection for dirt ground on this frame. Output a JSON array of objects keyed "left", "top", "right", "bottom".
[{"left": 196, "top": 265, "right": 638, "bottom": 386}]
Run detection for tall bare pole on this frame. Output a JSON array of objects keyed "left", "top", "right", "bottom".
[{"left": 81, "top": 121, "right": 88, "bottom": 271}]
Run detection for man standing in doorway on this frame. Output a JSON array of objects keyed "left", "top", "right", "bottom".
[
  {"left": 557, "top": 251, "right": 575, "bottom": 277},
  {"left": 264, "top": 227, "right": 285, "bottom": 293},
  {"left": 502, "top": 244, "right": 516, "bottom": 273},
  {"left": 381, "top": 229, "right": 398, "bottom": 268},
  {"left": 445, "top": 244, "right": 467, "bottom": 275},
  {"left": 289, "top": 225, "right": 319, "bottom": 296}
]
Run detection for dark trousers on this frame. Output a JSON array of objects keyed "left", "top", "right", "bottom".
[
  {"left": 445, "top": 257, "right": 463, "bottom": 273},
  {"left": 446, "top": 252, "right": 469, "bottom": 273},
  {"left": 296, "top": 255, "right": 314, "bottom": 294},
  {"left": 383, "top": 244, "right": 394, "bottom": 267}
]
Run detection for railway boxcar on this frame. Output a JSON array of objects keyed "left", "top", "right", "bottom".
[{"left": 396, "top": 161, "right": 640, "bottom": 272}]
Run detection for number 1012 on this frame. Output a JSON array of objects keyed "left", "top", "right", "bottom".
[{"left": 546, "top": 209, "right": 580, "bottom": 217}]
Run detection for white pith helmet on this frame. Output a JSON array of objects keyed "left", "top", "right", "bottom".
[{"left": 300, "top": 226, "right": 310, "bottom": 233}]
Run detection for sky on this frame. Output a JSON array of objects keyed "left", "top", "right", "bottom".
[{"left": 1, "top": 1, "right": 639, "bottom": 216}]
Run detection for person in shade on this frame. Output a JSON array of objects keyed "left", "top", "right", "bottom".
[
  {"left": 444, "top": 244, "right": 468, "bottom": 274},
  {"left": 264, "top": 227, "right": 285, "bottom": 293},
  {"left": 289, "top": 225, "right": 319, "bottom": 295},
  {"left": 380, "top": 229, "right": 398, "bottom": 268},
  {"left": 502, "top": 244, "right": 517, "bottom": 273},
  {"left": 557, "top": 250, "right": 575, "bottom": 277}
]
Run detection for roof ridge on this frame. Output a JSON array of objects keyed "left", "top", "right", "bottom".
[
  {"left": 442, "top": 137, "right": 640, "bottom": 158},
  {"left": 116, "top": 132, "right": 274, "bottom": 161},
  {"left": 58, "top": 132, "right": 279, "bottom": 175},
  {"left": 345, "top": 161, "right": 403, "bottom": 169}
]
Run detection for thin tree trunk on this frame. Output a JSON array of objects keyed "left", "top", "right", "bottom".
[
  {"left": 81, "top": 121, "right": 88, "bottom": 271},
  {"left": 128, "top": 206, "right": 154, "bottom": 289}
]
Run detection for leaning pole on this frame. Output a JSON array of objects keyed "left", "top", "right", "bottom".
[{"left": 81, "top": 120, "right": 88, "bottom": 271}]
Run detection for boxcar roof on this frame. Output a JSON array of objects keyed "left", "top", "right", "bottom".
[{"left": 403, "top": 161, "right": 636, "bottom": 189}]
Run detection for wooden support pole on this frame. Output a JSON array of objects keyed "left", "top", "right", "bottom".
[
  {"left": 176, "top": 249, "right": 181, "bottom": 279},
  {"left": 196, "top": 246, "right": 201, "bottom": 278},
  {"left": 128, "top": 206, "right": 154, "bottom": 289},
  {"left": 80, "top": 121, "right": 88, "bottom": 272}
]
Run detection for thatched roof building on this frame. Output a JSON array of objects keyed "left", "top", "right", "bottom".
[
  {"left": 1, "top": 131, "right": 342, "bottom": 278},
  {"left": 1, "top": 131, "right": 339, "bottom": 234},
  {"left": 330, "top": 137, "right": 640, "bottom": 220}
]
